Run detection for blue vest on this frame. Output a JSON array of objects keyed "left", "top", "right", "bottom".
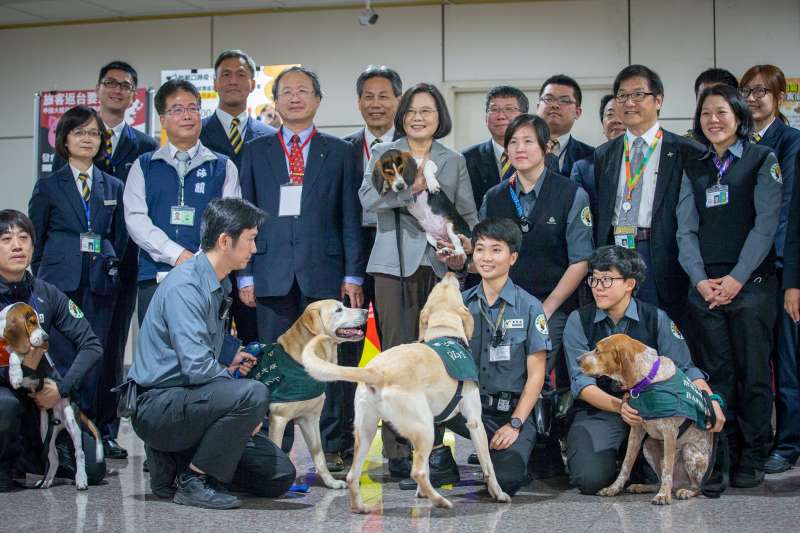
[{"left": 137, "top": 152, "right": 227, "bottom": 281}]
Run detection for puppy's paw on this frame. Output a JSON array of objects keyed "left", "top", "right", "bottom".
[
  {"left": 327, "top": 479, "right": 347, "bottom": 490},
  {"left": 75, "top": 471, "right": 88, "bottom": 491},
  {"left": 597, "top": 484, "right": 623, "bottom": 497},
  {"left": 492, "top": 490, "right": 511, "bottom": 503},
  {"left": 675, "top": 488, "right": 697, "bottom": 500},
  {"left": 651, "top": 492, "right": 672, "bottom": 505},
  {"left": 425, "top": 175, "right": 442, "bottom": 194},
  {"left": 8, "top": 363, "right": 22, "bottom": 389},
  {"left": 37, "top": 479, "right": 53, "bottom": 489}
]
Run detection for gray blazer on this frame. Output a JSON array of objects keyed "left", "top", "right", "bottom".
[{"left": 359, "top": 138, "right": 479, "bottom": 278}]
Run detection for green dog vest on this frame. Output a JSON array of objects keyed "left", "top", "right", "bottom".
[
  {"left": 249, "top": 343, "right": 326, "bottom": 403},
  {"left": 425, "top": 337, "right": 478, "bottom": 382},
  {"left": 628, "top": 368, "right": 710, "bottom": 428}
]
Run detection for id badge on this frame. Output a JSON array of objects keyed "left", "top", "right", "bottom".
[
  {"left": 279, "top": 185, "right": 303, "bottom": 217},
  {"left": 496, "top": 392, "right": 512, "bottom": 412},
  {"left": 79, "top": 232, "right": 101, "bottom": 253},
  {"left": 489, "top": 344, "right": 511, "bottom": 362},
  {"left": 171, "top": 206, "right": 195, "bottom": 226},
  {"left": 705, "top": 184, "right": 729, "bottom": 208},
  {"left": 614, "top": 226, "right": 636, "bottom": 250}
]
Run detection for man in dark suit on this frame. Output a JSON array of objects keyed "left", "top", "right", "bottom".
[
  {"left": 462, "top": 86, "right": 529, "bottom": 210},
  {"left": 238, "top": 65, "right": 363, "bottom": 353},
  {"left": 594, "top": 64, "right": 704, "bottom": 328},
  {"left": 537, "top": 74, "right": 594, "bottom": 177},
  {"left": 201, "top": 49, "right": 276, "bottom": 345},
  {"left": 324, "top": 65, "right": 402, "bottom": 469},
  {"left": 52, "top": 61, "right": 158, "bottom": 460}
]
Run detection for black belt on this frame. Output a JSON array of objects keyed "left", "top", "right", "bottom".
[{"left": 480, "top": 393, "right": 520, "bottom": 413}]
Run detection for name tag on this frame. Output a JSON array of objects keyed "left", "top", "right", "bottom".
[
  {"left": 195, "top": 182, "right": 205, "bottom": 194},
  {"left": 614, "top": 225, "right": 636, "bottom": 249},
  {"left": 171, "top": 206, "right": 195, "bottom": 226},
  {"left": 79, "top": 232, "right": 101, "bottom": 253},
  {"left": 504, "top": 318, "right": 524, "bottom": 329},
  {"left": 705, "top": 184, "right": 729, "bottom": 208},
  {"left": 279, "top": 185, "right": 303, "bottom": 217},
  {"left": 489, "top": 344, "right": 511, "bottom": 362},
  {"left": 103, "top": 200, "right": 117, "bottom": 206}
]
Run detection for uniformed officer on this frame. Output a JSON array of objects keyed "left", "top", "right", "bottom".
[
  {"left": 123, "top": 79, "right": 240, "bottom": 324},
  {"left": 564, "top": 245, "right": 723, "bottom": 495},
  {"left": 480, "top": 113, "right": 593, "bottom": 477},
  {"left": 28, "top": 105, "right": 127, "bottom": 426},
  {"left": 401, "top": 218, "right": 550, "bottom": 494},
  {"left": 677, "top": 84, "right": 782, "bottom": 488},
  {"left": 0, "top": 210, "right": 105, "bottom": 491}
]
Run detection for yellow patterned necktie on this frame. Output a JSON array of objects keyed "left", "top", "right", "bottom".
[
  {"left": 229, "top": 117, "right": 244, "bottom": 154},
  {"left": 499, "top": 151, "right": 514, "bottom": 180},
  {"left": 78, "top": 173, "right": 90, "bottom": 202},
  {"left": 104, "top": 129, "right": 113, "bottom": 164},
  {"left": 752, "top": 132, "right": 762, "bottom": 143}
]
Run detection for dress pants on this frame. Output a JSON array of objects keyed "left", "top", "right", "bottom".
[
  {"left": 137, "top": 279, "right": 158, "bottom": 326},
  {"left": 688, "top": 275, "right": 777, "bottom": 472},
  {"left": 373, "top": 266, "right": 438, "bottom": 459},
  {"left": 771, "top": 267, "right": 800, "bottom": 463}
]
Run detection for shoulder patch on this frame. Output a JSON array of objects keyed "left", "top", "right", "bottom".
[
  {"left": 580, "top": 206, "right": 592, "bottom": 227},
  {"left": 68, "top": 299, "right": 84, "bottom": 319},
  {"left": 535, "top": 313, "right": 549, "bottom": 335},
  {"left": 770, "top": 163, "right": 782, "bottom": 183},
  {"left": 670, "top": 321, "right": 684, "bottom": 340}
]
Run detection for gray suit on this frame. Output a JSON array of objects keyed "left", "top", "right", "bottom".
[{"left": 359, "top": 138, "right": 479, "bottom": 279}]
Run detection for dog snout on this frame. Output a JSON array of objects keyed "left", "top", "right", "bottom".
[
  {"left": 393, "top": 179, "right": 406, "bottom": 191},
  {"left": 30, "top": 328, "right": 48, "bottom": 347}
]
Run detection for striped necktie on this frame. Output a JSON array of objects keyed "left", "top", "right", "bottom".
[
  {"left": 104, "top": 129, "right": 113, "bottom": 166},
  {"left": 499, "top": 151, "right": 514, "bottom": 181},
  {"left": 752, "top": 132, "right": 762, "bottom": 143},
  {"left": 371, "top": 137, "right": 382, "bottom": 148},
  {"left": 77, "top": 173, "right": 90, "bottom": 202},
  {"left": 229, "top": 117, "right": 244, "bottom": 154}
]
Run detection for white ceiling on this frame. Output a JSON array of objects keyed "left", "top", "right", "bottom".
[{"left": 0, "top": 0, "right": 445, "bottom": 26}]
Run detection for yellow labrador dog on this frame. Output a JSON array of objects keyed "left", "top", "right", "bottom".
[
  {"left": 247, "top": 300, "right": 366, "bottom": 490},
  {"left": 302, "top": 273, "right": 510, "bottom": 512}
]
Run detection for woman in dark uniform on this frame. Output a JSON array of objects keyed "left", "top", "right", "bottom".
[{"left": 677, "top": 84, "right": 782, "bottom": 488}]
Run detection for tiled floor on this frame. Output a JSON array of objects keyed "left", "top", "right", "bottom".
[{"left": 4, "top": 420, "right": 800, "bottom": 533}]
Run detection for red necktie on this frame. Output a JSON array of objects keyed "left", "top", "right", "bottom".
[{"left": 289, "top": 135, "right": 304, "bottom": 184}]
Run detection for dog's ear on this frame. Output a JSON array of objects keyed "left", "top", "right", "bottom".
[
  {"left": 418, "top": 306, "right": 430, "bottom": 342},
  {"left": 615, "top": 338, "right": 641, "bottom": 388},
  {"left": 400, "top": 151, "right": 417, "bottom": 184},
  {"left": 458, "top": 306, "right": 474, "bottom": 341},
  {"left": 372, "top": 160, "right": 389, "bottom": 195},
  {"left": 300, "top": 307, "right": 325, "bottom": 336}
]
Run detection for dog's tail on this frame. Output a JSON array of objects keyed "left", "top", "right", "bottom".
[
  {"left": 78, "top": 411, "right": 104, "bottom": 463},
  {"left": 302, "top": 334, "right": 382, "bottom": 386}
]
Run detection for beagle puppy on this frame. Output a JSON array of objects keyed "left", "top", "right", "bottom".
[
  {"left": 372, "top": 149, "right": 471, "bottom": 260},
  {"left": 1, "top": 303, "right": 102, "bottom": 490}
]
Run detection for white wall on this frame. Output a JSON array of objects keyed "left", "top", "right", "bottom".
[{"left": 1, "top": 0, "right": 798, "bottom": 213}]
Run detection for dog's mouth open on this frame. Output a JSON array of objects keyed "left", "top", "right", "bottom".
[{"left": 335, "top": 327, "right": 365, "bottom": 340}]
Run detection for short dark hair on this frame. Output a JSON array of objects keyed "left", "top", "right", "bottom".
[
  {"left": 272, "top": 66, "right": 323, "bottom": 101},
  {"left": 599, "top": 94, "right": 615, "bottom": 123},
  {"left": 503, "top": 113, "right": 550, "bottom": 154},
  {"left": 613, "top": 64, "right": 664, "bottom": 99},
  {"left": 588, "top": 245, "right": 646, "bottom": 290},
  {"left": 0, "top": 210, "right": 36, "bottom": 246},
  {"left": 694, "top": 68, "right": 738, "bottom": 96},
  {"left": 200, "top": 197, "right": 267, "bottom": 252},
  {"left": 692, "top": 84, "right": 753, "bottom": 145},
  {"left": 54, "top": 105, "right": 107, "bottom": 161},
  {"left": 356, "top": 65, "right": 403, "bottom": 97},
  {"left": 394, "top": 83, "right": 452, "bottom": 139},
  {"left": 155, "top": 79, "right": 201, "bottom": 116},
  {"left": 471, "top": 218, "right": 523, "bottom": 254},
  {"left": 540, "top": 74, "right": 583, "bottom": 106},
  {"left": 98, "top": 61, "right": 138, "bottom": 87},
  {"left": 485, "top": 85, "right": 529, "bottom": 113},
  {"left": 214, "top": 49, "right": 257, "bottom": 78}
]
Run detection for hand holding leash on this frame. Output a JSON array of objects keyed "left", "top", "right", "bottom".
[
  {"left": 29, "top": 378, "right": 61, "bottom": 410},
  {"left": 229, "top": 350, "right": 257, "bottom": 377}
]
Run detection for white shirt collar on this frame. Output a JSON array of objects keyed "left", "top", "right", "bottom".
[
  {"left": 625, "top": 121, "right": 661, "bottom": 145},
  {"left": 215, "top": 108, "right": 249, "bottom": 134},
  {"left": 167, "top": 141, "right": 201, "bottom": 160},
  {"left": 757, "top": 118, "right": 776, "bottom": 138},
  {"left": 105, "top": 120, "right": 125, "bottom": 138},
  {"left": 364, "top": 126, "right": 394, "bottom": 147},
  {"left": 553, "top": 132, "right": 571, "bottom": 156},
  {"left": 491, "top": 139, "right": 505, "bottom": 161},
  {"left": 69, "top": 164, "right": 94, "bottom": 182}
]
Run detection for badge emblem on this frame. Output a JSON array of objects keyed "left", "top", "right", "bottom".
[
  {"left": 547, "top": 216, "right": 556, "bottom": 225},
  {"left": 670, "top": 321, "right": 684, "bottom": 340},
  {"left": 196, "top": 168, "right": 207, "bottom": 179},
  {"left": 535, "top": 313, "right": 549, "bottom": 335},
  {"left": 771, "top": 163, "right": 782, "bottom": 183},
  {"left": 195, "top": 182, "right": 205, "bottom": 194},
  {"left": 68, "top": 300, "right": 84, "bottom": 319},
  {"left": 580, "top": 206, "right": 592, "bottom": 227}
]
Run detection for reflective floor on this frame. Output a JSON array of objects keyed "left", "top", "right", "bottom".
[{"left": 4, "top": 420, "right": 800, "bottom": 533}]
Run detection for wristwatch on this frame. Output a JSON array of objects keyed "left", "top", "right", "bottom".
[{"left": 510, "top": 417, "right": 523, "bottom": 430}]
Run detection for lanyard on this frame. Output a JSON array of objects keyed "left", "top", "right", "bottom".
[
  {"left": 711, "top": 152, "right": 734, "bottom": 184},
  {"left": 80, "top": 195, "right": 92, "bottom": 232},
  {"left": 623, "top": 129, "right": 662, "bottom": 201},
  {"left": 507, "top": 174, "right": 531, "bottom": 232},
  {"left": 479, "top": 300, "right": 507, "bottom": 347},
  {"left": 278, "top": 127, "right": 317, "bottom": 167},
  {"left": 363, "top": 137, "right": 372, "bottom": 161}
]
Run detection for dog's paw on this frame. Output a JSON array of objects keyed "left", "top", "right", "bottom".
[
  {"left": 75, "top": 471, "right": 88, "bottom": 491},
  {"left": 8, "top": 364, "right": 23, "bottom": 389},
  {"left": 37, "top": 479, "right": 53, "bottom": 489},
  {"left": 492, "top": 490, "right": 511, "bottom": 503},
  {"left": 432, "top": 495, "right": 453, "bottom": 509},
  {"left": 651, "top": 492, "right": 672, "bottom": 505},
  {"left": 327, "top": 479, "right": 347, "bottom": 490},
  {"left": 351, "top": 502, "right": 371, "bottom": 514},
  {"left": 425, "top": 174, "right": 442, "bottom": 194},
  {"left": 675, "top": 488, "right": 697, "bottom": 500},
  {"left": 597, "top": 484, "right": 623, "bottom": 497}
]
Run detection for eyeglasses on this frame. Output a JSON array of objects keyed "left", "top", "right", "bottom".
[
  {"left": 739, "top": 86, "right": 768, "bottom": 99},
  {"left": 71, "top": 128, "right": 101, "bottom": 139},
  {"left": 487, "top": 105, "right": 521, "bottom": 115},
  {"left": 539, "top": 95, "right": 576, "bottom": 106},
  {"left": 100, "top": 79, "right": 135, "bottom": 92},
  {"left": 165, "top": 105, "right": 201, "bottom": 117},
  {"left": 406, "top": 108, "right": 437, "bottom": 119},
  {"left": 278, "top": 88, "right": 315, "bottom": 99},
  {"left": 614, "top": 92, "right": 655, "bottom": 103},
  {"left": 587, "top": 275, "right": 626, "bottom": 288}
]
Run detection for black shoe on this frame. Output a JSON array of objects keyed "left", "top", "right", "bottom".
[
  {"left": 468, "top": 453, "right": 480, "bottom": 465},
  {"left": 103, "top": 438, "right": 128, "bottom": 460},
  {"left": 145, "top": 446, "right": 177, "bottom": 499},
  {"left": 764, "top": 453, "right": 792, "bottom": 474},
  {"left": 173, "top": 471, "right": 242, "bottom": 510},
  {"left": 325, "top": 452, "right": 345, "bottom": 473},
  {"left": 388, "top": 457, "right": 411, "bottom": 478},
  {"left": 731, "top": 468, "right": 765, "bottom": 488},
  {"left": 399, "top": 447, "right": 460, "bottom": 490}
]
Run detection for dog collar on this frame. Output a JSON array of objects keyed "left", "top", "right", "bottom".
[{"left": 628, "top": 358, "right": 660, "bottom": 397}]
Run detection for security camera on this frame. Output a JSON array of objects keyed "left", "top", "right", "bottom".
[{"left": 359, "top": 1, "right": 378, "bottom": 25}]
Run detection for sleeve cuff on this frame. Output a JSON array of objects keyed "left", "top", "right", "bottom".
[
  {"left": 686, "top": 367, "right": 707, "bottom": 382},
  {"left": 729, "top": 264, "right": 751, "bottom": 285},
  {"left": 238, "top": 276, "right": 254, "bottom": 289},
  {"left": 571, "top": 375, "right": 596, "bottom": 398},
  {"left": 344, "top": 276, "right": 364, "bottom": 286}
]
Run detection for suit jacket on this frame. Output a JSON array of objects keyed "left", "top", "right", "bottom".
[
  {"left": 593, "top": 129, "right": 704, "bottom": 321},
  {"left": 462, "top": 139, "right": 501, "bottom": 211},
  {"left": 29, "top": 165, "right": 127, "bottom": 296},
  {"left": 547, "top": 136, "right": 595, "bottom": 177},
  {"left": 240, "top": 129, "right": 363, "bottom": 298},
  {"left": 570, "top": 157, "right": 598, "bottom": 217},
  {"left": 783, "top": 153, "right": 800, "bottom": 288},
  {"left": 200, "top": 114, "right": 276, "bottom": 170},
  {"left": 359, "top": 138, "right": 479, "bottom": 278}
]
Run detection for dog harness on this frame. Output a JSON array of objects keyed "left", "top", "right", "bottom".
[
  {"left": 425, "top": 337, "right": 478, "bottom": 423},
  {"left": 249, "top": 342, "right": 326, "bottom": 403},
  {"left": 627, "top": 367, "right": 711, "bottom": 429}
]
